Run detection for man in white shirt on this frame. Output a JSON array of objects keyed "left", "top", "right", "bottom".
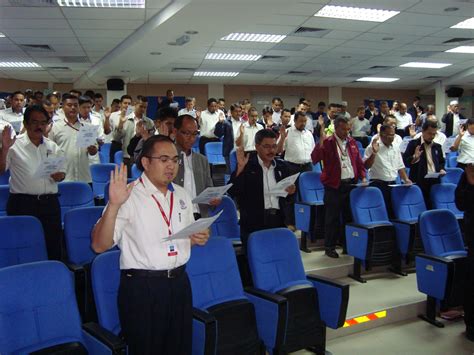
[
  {"left": 451, "top": 118, "right": 474, "bottom": 169},
  {"left": 442, "top": 100, "right": 466, "bottom": 137},
  {"left": 394, "top": 103, "right": 413, "bottom": 137},
  {"left": 214, "top": 103, "right": 243, "bottom": 173},
  {"left": 290, "top": 102, "right": 314, "bottom": 132},
  {"left": 271, "top": 97, "right": 283, "bottom": 125},
  {"left": 92, "top": 93, "right": 105, "bottom": 116},
  {"left": 370, "top": 115, "right": 403, "bottom": 150},
  {"left": 49, "top": 94, "right": 98, "bottom": 183},
  {"left": 364, "top": 124, "right": 412, "bottom": 216},
  {"left": 0, "top": 105, "right": 65, "bottom": 260},
  {"left": 78, "top": 95, "right": 105, "bottom": 165},
  {"left": 106, "top": 95, "right": 133, "bottom": 163},
  {"left": 178, "top": 97, "right": 196, "bottom": 118},
  {"left": 340, "top": 101, "right": 351, "bottom": 120},
  {"left": 236, "top": 107, "right": 264, "bottom": 153},
  {"left": 351, "top": 106, "right": 371, "bottom": 147},
  {"left": 0, "top": 91, "right": 25, "bottom": 134},
  {"left": 198, "top": 98, "right": 224, "bottom": 154},
  {"left": 92, "top": 135, "right": 209, "bottom": 355}
]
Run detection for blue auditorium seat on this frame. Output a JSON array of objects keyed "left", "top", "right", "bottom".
[
  {"left": 131, "top": 163, "right": 141, "bottom": 179},
  {"left": 294, "top": 171, "right": 325, "bottom": 252},
  {"left": 441, "top": 167, "right": 463, "bottom": 185},
  {"left": 246, "top": 228, "right": 349, "bottom": 353},
  {"left": 192, "top": 135, "right": 200, "bottom": 153},
  {"left": 188, "top": 237, "right": 264, "bottom": 354},
  {"left": 312, "top": 162, "right": 322, "bottom": 173},
  {"left": 99, "top": 142, "right": 111, "bottom": 164},
  {"left": 58, "top": 181, "right": 94, "bottom": 222},
  {"left": 391, "top": 184, "right": 427, "bottom": 263},
  {"left": 447, "top": 154, "right": 457, "bottom": 168},
  {"left": 204, "top": 142, "right": 226, "bottom": 166},
  {"left": 0, "top": 169, "right": 10, "bottom": 185},
  {"left": 416, "top": 209, "right": 467, "bottom": 327},
  {"left": 229, "top": 149, "right": 237, "bottom": 173},
  {"left": 430, "top": 183, "right": 464, "bottom": 219},
  {"left": 0, "top": 185, "right": 9, "bottom": 216},
  {"left": 0, "top": 261, "right": 125, "bottom": 354},
  {"left": 90, "top": 163, "right": 116, "bottom": 199},
  {"left": 346, "top": 187, "right": 402, "bottom": 283},
  {"left": 114, "top": 151, "right": 123, "bottom": 165},
  {"left": 0, "top": 216, "right": 47, "bottom": 268},
  {"left": 208, "top": 196, "right": 241, "bottom": 245}
]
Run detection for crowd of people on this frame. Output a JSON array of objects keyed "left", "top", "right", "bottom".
[{"left": 0, "top": 88, "right": 473, "bottom": 352}]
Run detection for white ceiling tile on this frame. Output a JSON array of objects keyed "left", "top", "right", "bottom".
[
  {"left": 386, "top": 13, "right": 465, "bottom": 27},
  {"left": 146, "top": 0, "right": 173, "bottom": 9},
  {"left": 68, "top": 19, "right": 143, "bottom": 30},
  {"left": 369, "top": 23, "right": 443, "bottom": 36},
  {"left": 0, "top": 7, "right": 64, "bottom": 19},
  {"left": 0, "top": 19, "right": 70, "bottom": 29},
  {"left": 3, "top": 29, "right": 76, "bottom": 37},
  {"left": 405, "top": 1, "right": 474, "bottom": 16},
  {"left": 75, "top": 29, "right": 133, "bottom": 38},
  {"left": 322, "top": 30, "right": 363, "bottom": 41},
  {"left": 62, "top": 8, "right": 145, "bottom": 20}
]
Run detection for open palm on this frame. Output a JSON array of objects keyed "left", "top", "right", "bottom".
[{"left": 109, "top": 163, "right": 133, "bottom": 206}]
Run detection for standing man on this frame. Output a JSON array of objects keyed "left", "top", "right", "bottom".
[
  {"left": 442, "top": 100, "right": 466, "bottom": 137},
  {"left": 0, "top": 91, "right": 25, "bottom": 134},
  {"left": 0, "top": 105, "right": 65, "bottom": 260},
  {"left": 229, "top": 129, "right": 296, "bottom": 250},
  {"left": 407, "top": 96, "right": 422, "bottom": 121},
  {"left": 451, "top": 118, "right": 474, "bottom": 169},
  {"left": 350, "top": 106, "right": 371, "bottom": 148},
  {"left": 271, "top": 97, "right": 283, "bottom": 125},
  {"left": 370, "top": 101, "right": 390, "bottom": 135},
  {"left": 92, "top": 93, "right": 105, "bottom": 116},
  {"left": 157, "top": 89, "right": 178, "bottom": 111},
  {"left": 178, "top": 97, "right": 196, "bottom": 118},
  {"left": 340, "top": 101, "right": 351, "bottom": 120},
  {"left": 174, "top": 115, "right": 217, "bottom": 219},
  {"left": 403, "top": 120, "right": 446, "bottom": 208},
  {"left": 154, "top": 107, "right": 178, "bottom": 139},
  {"left": 312, "top": 115, "right": 366, "bottom": 258},
  {"left": 214, "top": 103, "right": 243, "bottom": 173},
  {"left": 92, "top": 136, "right": 209, "bottom": 355},
  {"left": 198, "top": 98, "right": 224, "bottom": 155},
  {"left": 78, "top": 96, "right": 105, "bottom": 165},
  {"left": 106, "top": 95, "right": 133, "bottom": 163},
  {"left": 394, "top": 103, "right": 413, "bottom": 137},
  {"left": 364, "top": 99, "right": 378, "bottom": 122},
  {"left": 235, "top": 107, "right": 264, "bottom": 153}
]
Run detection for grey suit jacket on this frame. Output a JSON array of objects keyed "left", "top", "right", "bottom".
[{"left": 174, "top": 145, "right": 214, "bottom": 216}]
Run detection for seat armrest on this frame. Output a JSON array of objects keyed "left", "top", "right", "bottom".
[
  {"left": 244, "top": 287, "right": 286, "bottom": 304},
  {"left": 390, "top": 219, "right": 417, "bottom": 226},
  {"left": 347, "top": 222, "right": 392, "bottom": 230},
  {"left": 82, "top": 322, "right": 126, "bottom": 354},
  {"left": 64, "top": 262, "right": 85, "bottom": 273},
  {"left": 306, "top": 275, "right": 349, "bottom": 329},
  {"left": 192, "top": 308, "right": 217, "bottom": 355},
  {"left": 295, "top": 201, "right": 324, "bottom": 207}
]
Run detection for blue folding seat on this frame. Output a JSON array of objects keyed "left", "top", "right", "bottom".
[
  {"left": 246, "top": 228, "right": 349, "bottom": 354},
  {"left": 312, "top": 162, "right": 322, "bottom": 173},
  {"left": 205, "top": 142, "right": 226, "bottom": 166},
  {"left": 0, "top": 169, "right": 10, "bottom": 185},
  {"left": 441, "top": 167, "right": 463, "bottom": 185},
  {"left": 391, "top": 184, "right": 427, "bottom": 263},
  {"left": 346, "top": 187, "right": 403, "bottom": 283},
  {"left": 114, "top": 151, "right": 123, "bottom": 165},
  {"left": 192, "top": 135, "right": 200, "bottom": 153},
  {"left": 448, "top": 154, "right": 457, "bottom": 168},
  {"left": 188, "top": 237, "right": 264, "bottom": 354},
  {"left": 58, "top": 181, "right": 94, "bottom": 222},
  {"left": 99, "top": 142, "right": 112, "bottom": 163},
  {"left": 0, "top": 185, "right": 9, "bottom": 216},
  {"left": 208, "top": 196, "right": 241, "bottom": 245},
  {"left": 0, "top": 261, "right": 125, "bottom": 354},
  {"left": 229, "top": 149, "right": 237, "bottom": 173},
  {"left": 416, "top": 209, "right": 467, "bottom": 327},
  {"left": 90, "top": 163, "right": 116, "bottom": 199},
  {"left": 0, "top": 216, "right": 47, "bottom": 268},
  {"left": 430, "top": 183, "right": 464, "bottom": 219},
  {"left": 294, "top": 171, "right": 325, "bottom": 252},
  {"left": 131, "top": 163, "right": 141, "bottom": 179}
]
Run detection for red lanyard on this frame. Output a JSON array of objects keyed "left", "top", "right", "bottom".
[{"left": 151, "top": 193, "right": 174, "bottom": 236}]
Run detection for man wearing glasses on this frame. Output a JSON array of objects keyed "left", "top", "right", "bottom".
[
  {"left": 92, "top": 135, "right": 209, "bottom": 355},
  {"left": 173, "top": 114, "right": 218, "bottom": 219}
]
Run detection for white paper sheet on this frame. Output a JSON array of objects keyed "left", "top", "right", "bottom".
[
  {"left": 164, "top": 211, "right": 223, "bottom": 241},
  {"left": 76, "top": 125, "right": 99, "bottom": 148},
  {"left": 192, "top": 184, "right": 233, "bottom": 204},
  {"left": 388, "top": 183, "right": 416, "bottom": 187},
  {"left": 425, "top": 172, "right": 441, "bottom": 179},
  {"left": 267, "top": 173, "right": 300, "bottom": 197},
  {"left": 351, "top": 181, "right": 372, "bottom": 187},
  {"left": 33, "top": 156, "right": 65, "bottom": 179},
  {"left": 9, "top": 120, "right": 22, "bottom": 133}
]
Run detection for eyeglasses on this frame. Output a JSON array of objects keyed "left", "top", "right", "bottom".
[
  {"left": 179, "top": 130, "right": 199, "bottom": 137},
  {"left": 146, "top": 155, "right": 180, "bottom": 164},
  {"left": 259, "top": 144, "right": 278, "bottom": 150},
  {"left": 29, "top": 120, "right": 50, "bottom": 126}
]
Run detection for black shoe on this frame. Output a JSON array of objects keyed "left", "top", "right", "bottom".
[
  {"left": 467, "top": 326, "right": 474, "bottom": 342},
  {"left": 325, "top": 250, "right": 339, "bottom": 258}
]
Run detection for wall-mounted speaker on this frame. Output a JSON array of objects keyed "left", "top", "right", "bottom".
[
  {"left": 445, "top": 87, "right": 464, "bottom": 98},
  {"left": 106, "top": 78, "right": 124, "bottom": 91}
]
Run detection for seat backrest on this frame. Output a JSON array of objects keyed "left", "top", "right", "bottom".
[
  {"left": 99, "top": 143, "right": 111, "bottom": 164},
  {"left": 312, "top": 163, "right": 322, "bottom": 173},
  {"left": 442, "top": 168, "right": 463, "bottom": 185},
  {"left": 0, "top": 216, "right": 48, "bottom": 268},
  {"left": 58, "top": 182, "right": 94, "bottom": 222},
  {"left": 131, "top": 164, "right": 141, "bottom": 179},
  {"left": 188, "top": 237, "right": 245, "bottom": 309},
  {"left": 391, "top": 185, "right": 426, "bottom": 221},
  {"left": 192, "top": 135, "right": 200, "bottom": 153},
  {"left": 419, "top": 209, "right": 464, "bottom": 256},
  {"left": 448, "top": 155, "right": 457, "bottom": 168},
  {"left": 114, "top": 151, "right": 123, "bottom": 165},
  {"left": 299, "top": 171, "right": 324, "bottom": 203},
  {"left": 208, "top": 196, "right": 240, "bottom": 239},
  {"left": 91, "top": 250, "right": 121, "bottom": 335},
  {"left": 205, "top": 142, "right": 224, "bottom": 165},
  {"left": 0, "top": 261, "right": 83, "bottom": 353},
  {"left": 350, "top": 187, "right": 389, "bottom": 224},
  {"left": 0, "top": 185, "right": 9, "bottom": 216},
  {"left": 248, "top": 228, "right": 307, "bottom": 293},
  {"left": 64, "top": 207, "right": 104, "bottom": 265},
  {"left": 90, "top": 163, "right": 116, "bottom": 198},
  {"left": 0, "top": 169, "right": 10, "bottom": 185},
  {"left": 229, "top": 150, "right": 237, "bottom": 173},
  {"left": 430, "top": 183, "right": 462, "bottom": 214}
]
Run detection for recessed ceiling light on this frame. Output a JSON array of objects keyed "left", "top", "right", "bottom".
[
  {"left": 205, "top": 53, "right": 262, "bottom": 61},
  {"left": 121, "top": 70, "right": 130, "bottom": 73},
  {"left": 382, "top": 37, "right": 394, "bottom": 41},
  {"left": 451, "top": 17, "right": 474, "bottom": 29},
  {"left": 150, "top": 52, "right": 162, "bottom": 55},
  {"left": 445, "top": 46, "right": 474, "bottom": 53},
  {"left": 356, "top": 77, "right": 399, "bottom": 82},
  {"left": 221, "top": 33, "right": 286, "bottom": 43},
  {"left": 341, "top": 55, "right": 352, "bottom": 59},
  {"left": 185, "top": 30, "right": 199, "bottom": 35},
  {"left": 400, "top": 62, "right": 452, "bottom": 69},
  {"left": 194, "top": 72, "right": 239, "bottom": 77},
  {"left": 0, "top": 61, "right": 40, "bottom": 68},
  {"left": 314, "top": 5, "right": 399, "bottom": 22},
  {"left": 57, "top": 0, "right": 145, "bottom": 8},
  {"left": 0, "top": 32, "right": 5, "bottom": 38},
  {"left": 444, "top": 7, "right": 459, "bottom": 12}
]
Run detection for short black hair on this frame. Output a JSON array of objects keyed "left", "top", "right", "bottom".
[
  {"left": 334, "top": 115, "right": 349, "bottom": 128},
  {"left": 78, "top": 95, "right": 92, "bottom": 106},
  {"left": 94, "top": 93, "right": 103, "bottom": 99},
  {"left": 207, "top": 98, "right": 217, "bottom": 106},
  {"left": 293, "top": 111, "right": 306, "bottom": 122},
  {"left": 62, "top": 93, "right": 79, "bottom": 103},
  {"left": 137, "top": 96, "right": 148, "bottom": 103},
  {"left": 11, "top": 91, "right": 24, "bottom": 98},
  {"left": 155, "top": 107, "right": 178, "bottom": 121},
  {"left": 166, "top": 89, "right": 173, "bottom": 95},
  {"left": 328, "top": 102, "right": 339, "bottom": 109},
  {"left": 255, "top": 129, "right": 277, "bottom": 145},
  {"left": 137, "top": 135, "right": 175, "bottom": 171},
  {"left": 46, "top": 93, "right": 58, "bottom": 101},
  {"left": 262, "top": 107, "right": 273, "bottom": 115},
  {"left": 120, "top": 95, "right": 132, "bottom": 102},
  {"left": 112, "top": 98, "right": 120, "bottom": 105},
  {"left": 174, "top": 114, "right": 197, "bottom": 130},
  {"left": 422, "top": 120, "right": 438, "bottom": 131},
  {"left": 272, "top": 97, "right": 282, "bottom": 103},
  {"left": 317, "top": 101, "right": 326, "bottom": 107},
  {"left": 467, "top": 118, "right": 474, "bottom": 126},
  {"left": 218, "top": 98, "right": 225, "bottom": 102},
  {"left": 23, "top": 105, "right": 50, "bottom": 124},
  {"left": 281, "top": 108, "right": 291, "bottom": 115},
  {"left": 84, "top": 90, "right": 95, "bottom": 98},
  {"left": 298, "top": 97, "right": 306, "bottom": 104},
  {"left": 185, "top": 97, "right": 194, "bottom": 103},
  {"left": 380, "top": 124, "right": 395, "bottom": 134},
  {"left": 230, "top": 103, "right": 241, "bottom": 112},
  {"left": 70, "top": 89, "right": 82, "bottom": 96}
]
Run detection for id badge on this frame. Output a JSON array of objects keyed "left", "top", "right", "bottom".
[{"left": 168, "top": 244, "right": 178, "bottom": 257}]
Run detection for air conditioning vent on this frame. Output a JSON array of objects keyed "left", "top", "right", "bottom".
[
  {"left": 260, "top": 55, "right": 287, "bottom": 62},
  {"left": 171, "top": 68, "right": 196, "bottom": 72},
  {"left": 442, "top": 37, "right": 473, "bottom": 44},
  {"left": 46, "top": 66, "right": 71, "bottom": 71},
  {"left": 58, "top": 56, "right": 89, "bottom": 63},
  {"left": 19, "top": 44, "right": 53, "bottom": 52},
  {"left": 369, "top": 65, "right": 393, "bottom": 69},
  {"left": 292, "top": 27, "right": 331, "bottom": 38}
]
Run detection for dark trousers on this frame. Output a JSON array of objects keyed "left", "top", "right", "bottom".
[
  {"left": 286, "top": 162, "right": 313, "bottom": 225},
  {"left": 464, "top": 217, "right": 474, "bottom": 329},
  {"left": 354, "top": 136, "right": 370, "bottom": 148},
  {"left": 323, "top": 180, "right": 354, "bottom": 251},
  {"left": 371, "top": 179, "right": 396, "bottom": 218},
  {"left": 7, "top": 193, "right": 63, "bottom": 260},
  {"left": 199, "top": 136, "right": 220, "bottom": 155},
  {"left": 109, "top": 140, "right": 122, "bottom": 163},
  {"left": 118, "top": 269, "right": 193, "bottom": 355},
  {"left": 419, "top": 178, "right": 440, "bottom": 209}
]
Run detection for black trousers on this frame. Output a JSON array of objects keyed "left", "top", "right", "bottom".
[
  {"left": 7, "top": 193, "right": 63, "bottom": 260},
  {"left": 371, "top": 179, "right": 396, "bottom": 218},
  {"left": 118, "top": 269, "right": 193, "bottom": 355},
  {"left": 323, "top": 180, "right": 354, "bottom": 251},
  {"left": 109, "top": 140, "right": 122, "bottom": 163},
  {"left": 464, "top": 217, "right": 474, "bottom": 329},
  {"left": 286, "top": 162, "right": 313, "bottom": 225},
  {"left": 419, "top": 178, "right": 440, "bottom": 209},
  {"left": 199, "top": 136, "right": 220, "bottom": 155}
]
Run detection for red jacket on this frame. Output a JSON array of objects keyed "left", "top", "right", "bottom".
[{"left": 311, "top": 135, "right": 366, "bottom": 189}]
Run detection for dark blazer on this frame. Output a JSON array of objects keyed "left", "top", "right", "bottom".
[
  {"left": 228, "top": 155, "right": 293, "bottom": 234},
  {"left": 442, "top": 112, "right": 466, "bottom": 137},
  {"left": 455, "top": 172, "right": 474, "bottom": 241},
  {"left": 403, "top": 137, "right": 445, "bottom": 184},
  {"left": 370, "top": 113, "right": 384, "bottom": 135},
  {"left": 214, "top": 118, "right": 235, "bottom": 157}
]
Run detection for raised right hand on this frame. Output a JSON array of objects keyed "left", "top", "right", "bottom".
[
  {"left": 1, "top": 126, "right": 15, "bottom": 151},
  {"left": 413, "top": 145, "right": 423, "bottom": 161},
  {"left": 236, "top": 147, "right": 249, "bottom": 168},
  {"left": 104, "top": 107, "right": 111, "bottom": 120},
  {"left": 108, "top": 163, "right": 133, "bottom": 207},
  {"left": 371, "top": 136, "right": 380, "bottom": 154}
]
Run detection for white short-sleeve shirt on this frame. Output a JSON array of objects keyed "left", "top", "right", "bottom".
[{"left": 364, "top": 141, "right": 405, "bottom": 182}]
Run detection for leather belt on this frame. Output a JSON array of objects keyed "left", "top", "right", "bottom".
[{"left": 122, "top": 265, "right": 186, "bottom": 279}]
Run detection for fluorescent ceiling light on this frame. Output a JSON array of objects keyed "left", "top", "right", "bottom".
[
  {"left": 57, "top": 0, "right": 145, "bottom": 8},
  {"left": 0, "top": 61, "right": 40, "bottom": 68},
  {"left": 314, "top": 5, "right": 399, "bottom": 22},
  {"left": 194, "top": 72, "right": 239, "bottom": 77},
  {"left": 221, "top": 33, "right": 286, "bottom": 43},
  {"left": 0, "top": 33, "right": 5, "bottom": 38},
  {"left": 445, "top": 46, "right": 474, "bottom": 53},
  {"left": 451, "top": 17, "right": 474, "bottom": 29},
  {"left": 400, "top": 62, "right": 452, "bottom": 69},
  {"left": 205, "top": 53, "right": 262, "bottom": 61},
  {"left": 356, "top": 77, "right": 399, "bottom": 82}
]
